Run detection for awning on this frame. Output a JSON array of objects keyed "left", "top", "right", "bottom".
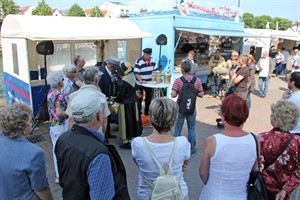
[
  {"left": 176, "top": 28, "right": 257, "bottom": 37},
  {"left": 1, "top": 15, "right": 153, "bottom": 41},
  {"left": 270, "top": 30, "right": 300, "bottom": 41},
  {"left": 244, "top": 28, "right": 300, "bottom": 41},
  {"left": 271, "top": 35, "right": 300, "bottom": 41}
]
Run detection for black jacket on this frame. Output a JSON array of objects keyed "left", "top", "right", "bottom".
[
  {"left": 99, "top": 67, "right": 116, "bottom": 98},
  {"left": 55, "top": 124, "right": 130, "bottom": 200}
]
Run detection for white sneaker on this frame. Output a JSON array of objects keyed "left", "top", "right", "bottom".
[{"left": 55, "top": 177, "right": 59, "bottom": 184}]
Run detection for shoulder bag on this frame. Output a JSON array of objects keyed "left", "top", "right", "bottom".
[
  {"left": 247, "top": 133, "right": 268, "bottom": 200},
  {"left": 247, "top": 133, "right": 293, "bottom": 200}
]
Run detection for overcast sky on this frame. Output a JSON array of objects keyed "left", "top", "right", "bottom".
[{"left": 14, "top": 0, "right": 300, "bottom": 21}]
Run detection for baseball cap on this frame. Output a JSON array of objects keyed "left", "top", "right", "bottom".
[{"left": 70, "top": 90, "right": 105, "bottom": 119}]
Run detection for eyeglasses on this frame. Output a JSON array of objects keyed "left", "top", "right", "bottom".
[{"left": 71, "top": 71, "right": 77, "bottom": 73}]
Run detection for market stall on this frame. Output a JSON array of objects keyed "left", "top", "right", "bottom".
[
  {"left": 1, "top": 15, "right": 152, "bottom": 115},
  {"left": 130, "top": 9, "right": 251, "bottom": 89},
  {"left": 243, "top": 28, "right": 300, "bottom": 59}
]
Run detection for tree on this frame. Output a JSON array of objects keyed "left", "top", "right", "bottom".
[
  {"left": 90, "top": 6, "right": 103, "bottom": 17},
  {"left": 270, "top": 17, "right": 292, "bottom": 30},
  {"left": 279, "top": 18, "right": 292, "bottom": 30},
  {"left": 1, "top": 0, "right": 20, "bottom": 18},
  {"left": 242, "top": 12, "right": 255, "bottom": 28},
  {"left": 67, "top": 4, "right": 85, "bottom": 17},
  {"left": 32, "top": 0, "right": 52, "bottom": 16},
  {"left": 255, "top": 15, "right": 272, "bottom": 29}
]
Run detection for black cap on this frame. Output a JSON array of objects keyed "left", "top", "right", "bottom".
[
  {"left": 95, "top": 61, "right": 102, "bottom": 67},
  {"left": 143, "top": 48, "right": 152, "bottom": 54}
]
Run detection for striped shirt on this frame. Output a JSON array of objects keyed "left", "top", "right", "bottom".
[
  {"left": 172, "top": 74, "right": 203, "bottom": 98},
  {"left": 134, "top": 56, "right": 157, "bottom": 81}
]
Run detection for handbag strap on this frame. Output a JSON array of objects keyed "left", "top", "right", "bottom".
[
  {"left": 142, "top": 137, "right": 177, "bottom": 175},
  {"left": 250, "top": 132, "right": 260, "bottom": 166},
  {"left": 264, "top": 133, "right": 293, "bottom": 169}
]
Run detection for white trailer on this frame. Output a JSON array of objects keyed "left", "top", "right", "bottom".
[{"left": 1, "top": 15, "right": 152, "bottom": 115}]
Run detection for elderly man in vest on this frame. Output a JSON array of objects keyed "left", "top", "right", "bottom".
[
  {"left": 182, "top": 50, "right": 197, "bottom": 75},
  {"left": 55, "top": 90, "right": 130, "bottom": 200},
  {"left": 99, "top": 57, "right": 120, "bottom": 139}
]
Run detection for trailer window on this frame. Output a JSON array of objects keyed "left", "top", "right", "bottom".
[
  {"left": 12, "top": 43, "right": 19, "bottom": 75},
  {"left": 118, "top": 41, "right": 126, "bottom": 61},
  {"left": 75, "top": 43, "right": 96, "bottom": 67},
  {"left": 48, "top": 44, "right": 71, "bottom": 71}
]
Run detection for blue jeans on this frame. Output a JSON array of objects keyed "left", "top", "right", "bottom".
[
  {"left": 210, "top": 75, "right": 220, "bottom": 96},
  {"left": 258, "top": 76, "right": 270, "bottom": 97},
  {"left": 282, "top": 64, "right": 286, "bottom": 75},
  {"left": 275, "top": 63, "right": 283, "bottom": 76},
  {"left": 246, "top": 91, "right": 251, "bottom": 108},
  {"left": 174, "top": 111, "right": 196, "bottom": 151}
]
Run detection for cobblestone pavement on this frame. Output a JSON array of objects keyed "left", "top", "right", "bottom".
[{"left": 29, "top": 75, "right": 296, "bottom": 200}]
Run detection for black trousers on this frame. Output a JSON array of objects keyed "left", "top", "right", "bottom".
[{"left": 137, "top": 85, "right": 152, "bottom": 115}]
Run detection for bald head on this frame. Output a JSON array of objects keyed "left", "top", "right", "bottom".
[{"left": 262, "top": 51, "right": 268, "bottom": 58}]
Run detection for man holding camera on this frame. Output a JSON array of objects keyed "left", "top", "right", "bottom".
[{"left": 208, "top": 49, "right": 226, "bottom": 99}]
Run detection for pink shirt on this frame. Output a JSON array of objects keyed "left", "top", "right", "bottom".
[{"left": 172, "top": 74, "right": 203, "bottom": 97}]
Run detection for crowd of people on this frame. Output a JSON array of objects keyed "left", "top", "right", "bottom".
[{"left": 1, "top": 46, "right": 300, "bottom": 200}]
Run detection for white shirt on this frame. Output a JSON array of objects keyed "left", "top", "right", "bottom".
[
  {"left": 199, "top": 133, "right": 256, "bottom": 200},
  {"left": 132, "top": 136, "right": 190, "bottom": 200},
  {"left": 259, "top": 58, "right": 269, "bottom": 77},
  {"left": 288, "top": 90, "right": 300, "bottom": 133},
  {"left": 281, "top": 50, "right": 289, "bottom": 64}
]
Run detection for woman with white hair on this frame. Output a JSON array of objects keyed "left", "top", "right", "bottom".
[
  {"left": 61, "top": 64, "right": 77, "bottom": 101},
  {"left": 46, "top": 71, "right": 68, "bottom": 184},
  {"left": 0, "top": 103, "right": 53, "bottom": 199},
  {"left": 259, "top": 100, "right": 300, "bottom": 200}
]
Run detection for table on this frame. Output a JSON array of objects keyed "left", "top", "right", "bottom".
[{"left": 142, "top": 81, "right": 172, "bottom": 99}]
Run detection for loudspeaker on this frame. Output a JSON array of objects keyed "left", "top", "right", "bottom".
[
  {"left": 156, "top": 34, "right": 167, "bottom": 45},
  {"left": 36, "top": 41, "right": 54, "bottom": 55}
]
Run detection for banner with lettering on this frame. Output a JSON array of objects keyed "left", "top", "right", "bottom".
[
  {"left": 174, "top": 0, "right": 238, "bottom": 18},
  {"left": 4, "top": 72, "right": 31, "bottom": 105}
]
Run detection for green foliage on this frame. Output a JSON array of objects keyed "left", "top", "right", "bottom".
[
  {"left": 90, "top": 6, "right": 103, "bottom": 17},
  {"left": 67, "top": 4, "right": 85, "bottom": 17},
  {"left": 242, "top": 12, "right": 255, "bottom": 28},
  {"left": 270, "top": 17, "right": 292, "bottom": 30},
  {"left": 254, "top": 15, "right": 272, "bottom": 29},
  {"left": 1, "top": 0, "right": 20, "bottom": 17},
  {"left": 245, "top": 14, "right": 292, "bottom": 30},
  {"left": 32, "top": 0, "right": 52, "bottom": 16}
]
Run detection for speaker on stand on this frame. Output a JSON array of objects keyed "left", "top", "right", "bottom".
[
  {"left": 155, "top": 34, "right": 167, "bottom": 70},
  {"left": 29, "top": 41, "right": 54, "bottom": 135}
]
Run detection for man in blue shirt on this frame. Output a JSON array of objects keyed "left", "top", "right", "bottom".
[{"left": 55, "top": 90, "right": 129, "bottom": 200}]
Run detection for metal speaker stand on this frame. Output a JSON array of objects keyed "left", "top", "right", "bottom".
[{"left": 29, "top": 41, "right": 54, "bottom": 135}]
